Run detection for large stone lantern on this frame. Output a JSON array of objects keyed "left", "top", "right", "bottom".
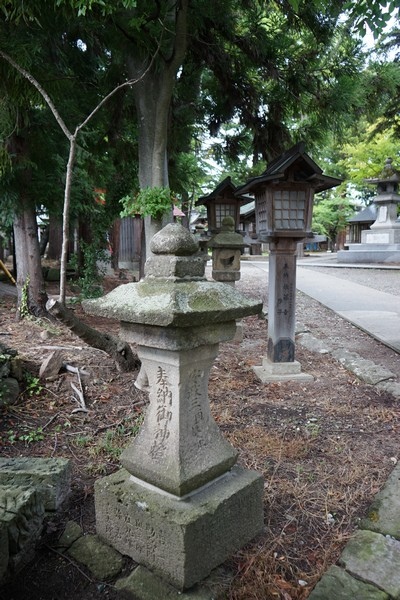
[
  {"left": 236, "top": 142, "right": 341, "bottom": 382},
  {"left": 338, "top": 158, "right": 400, "bottom": 264},
  {"left": 196, "top": 176, "right": 249, "bottom": 233},
  {"left": 363, "top": 158, "right": 400, "bottom": 244},
  {"left": 83, "top": 223, "right": 264, "bottom": 594}
]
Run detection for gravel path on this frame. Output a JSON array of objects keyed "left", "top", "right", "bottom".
[{"left": 299, "top": 266, "right": 400, "bottom": 296}]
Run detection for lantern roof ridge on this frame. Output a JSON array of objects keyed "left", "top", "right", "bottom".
[
  {"left": 196, "top": 176, "right": 251, "bottom": 206},
  {"left": 236, "top": 142, "right": 342, "bottom": 195}
]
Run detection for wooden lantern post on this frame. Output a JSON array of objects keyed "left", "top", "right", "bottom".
[{"left": 236, "top": 142, "right": 341, "bottom": 382}]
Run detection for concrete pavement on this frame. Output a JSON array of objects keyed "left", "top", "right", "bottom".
[
  {"left": 242, "top": 257, "right": 400, "bottom": 355},
  {"left": 296, "top": 267, "right": 400, "bottom": 354}
]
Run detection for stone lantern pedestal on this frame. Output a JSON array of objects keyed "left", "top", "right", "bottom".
[{"left": 83, "top": 224, "right": 264, "bottom": 593}]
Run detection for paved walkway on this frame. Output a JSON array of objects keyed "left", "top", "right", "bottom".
[{"left": 242, "top": 256, "right": 400, "bottom": 354}]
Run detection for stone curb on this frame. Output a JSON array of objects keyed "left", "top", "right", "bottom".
[
  {"left": 297, "top": 329, "right": 400, "bottom": 398},
  {"left": 298, "top": 331, "right": 400, "bottom": 599},
  {"left": 308, "top": 462, "right": 400, "bottom": 600}
]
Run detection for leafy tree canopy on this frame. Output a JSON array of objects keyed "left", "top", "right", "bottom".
[{"left": 312, "top": 195, "right": 356, "bottom": 242}]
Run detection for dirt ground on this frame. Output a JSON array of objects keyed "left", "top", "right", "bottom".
[{"left": 1, "top": 269, "right": 400, "bottom": 600}]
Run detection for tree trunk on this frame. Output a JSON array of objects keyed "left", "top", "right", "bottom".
[
  {"left": 125, "top": 0, "right": 188, "bottom": 266},
  {"left": 13, "top": 198, "right": 48, "bottom": 319},
  {"left": 47, "top": 216, "right": 63, "bottom": 260},
  {"left": 46, "top": 299, "right": 139, "bottom": 372},
  {"left": 109, "top": 219, "right": 121, "bottom": 271}
]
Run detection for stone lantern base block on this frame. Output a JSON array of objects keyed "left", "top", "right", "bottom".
[
  {"left": 95, "top": 466, "right": 264, "bottom": 591},
  {"left": 254, "top": 358, "right": 314, "bottom": 383}
]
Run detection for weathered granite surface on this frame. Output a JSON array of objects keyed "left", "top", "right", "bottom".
[
  {"left": 331, "top": 349, "right": 395, "bottom": 385},
  {"left": 56, "top": 520, "right": 82, "bottom": 549},
  {"left": 95, "top": 466, "right": 263, "bottom": 590},
  {"left": 309, "top": 565, "right": 389, "bottom": 600},
  {"left": 116, "top": 565, "right": 217, "bottom": 600},
  {"left": 85, "top": 222, "right": 264, "bottom": 592},
  {"left": 0, "top": 457, "right": 71, "bottom": 511},
  {"left": 0, "top": 342, "right": 20, "bottom": 407},
  {"left": 0, "top": 484, "right": 44, "bottom": 579},
  {"left": 67, "top": 534, "right": 123, "bottom": 581},
  {"left": 340, "top": 530, "right": 400, "bottom": 598},
  {"left": 361, "top": 463, "right": 400, "bottom": 538}
]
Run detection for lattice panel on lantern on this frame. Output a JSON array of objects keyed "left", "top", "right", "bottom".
[
  {"left": 274, "top": 191, "right": 306, "bottom": 230},
  {"left": 215, "top": 203, "right": 236, "bottom": 228}
]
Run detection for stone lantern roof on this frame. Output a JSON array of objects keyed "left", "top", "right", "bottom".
[
  {"left": 365, "top": 158, "right": 400, "bottom": 203},
  {"left": 83, "top": 223, "right": 262, "bottom": 328},
  {"left": 365, "top": 157, "right": 400, "bottom": 185}
]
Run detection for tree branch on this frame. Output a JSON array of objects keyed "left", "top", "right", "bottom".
[
  {"left": 46, "top": 298, "right": 140, "bottom": 372},
  {"left": 0, "top": 50, "right": 73, "bottom": 141}
]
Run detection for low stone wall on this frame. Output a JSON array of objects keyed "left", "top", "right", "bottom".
[{"left": 0, "top": 457, "right": 71, "bottom": 584}]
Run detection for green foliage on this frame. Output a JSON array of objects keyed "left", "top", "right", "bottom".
[
  {"left": 312, "top": 196, "right": 355, "bottom": 242},
  {"left": 19, "top": 426, "right": 45, "bottom": 444},
  {"left": 24, "top": 372, "right": 43, "bottom": 396},
  {"left": 332, "top": 122, "right": 400, "bottom": 203},
  {"left": 120, "top": 187, "right": 174, "bottom": 220},
  {"left": 19, "top": 277, "right": 30, "bottom": 320},
  {"left": 57, "top": 0, "right": 137, "bottom": 17},
  {"left": 88, "top": 415, "right": 144, "bottom": 460},
  {"left": 7, "top": 429, "right": 17, "bottom": 444},
  {"left": 7, "top": 426, "right": 45, "bottom": 444},
  {"left": 70, "top": 241, "right": 107, "bottom": 299},
  {"left": 344, "top": 0, "right": 399, "bottom": 38}
]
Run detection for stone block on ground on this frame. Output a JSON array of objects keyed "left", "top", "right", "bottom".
[
  {"left": 360, "top": 463, "right": 400, "bottom": 538},
  {"left": 67, "top": 534, "right": 123, "bottom": 580},
  {"left": 0, "top": 378, "right": 20, "bottom": 407},
  {"left": 115, "top": 565, "right": 220, "bottom": 600},
  {"left": 0, "top": 457, "right": 71, "bottom": 511},
  {"left": 0, "top": 520, "right": 9, "bottom": 581},
  {"left": 376, "top": 380, "right": 400, "bottom": 399},
  {"left": 297, "top": 332, "right": 332, "bottom": 354},
  {"left": 56, "top": 520, "right": 82, "bottom": 549},
  {"left": 39, "top": 350, "right": 64, "bottom": 380},
  {"left": 95, "top": 465, "right": 264, "bottom": 591},
  {"left": 0, "top": 484, "right": 44, "bottom": 578},
  {"left": 308, "top": 565, "right": 389, "bottom": 600},
  {"left": 331, "top": 349, "right": 395, "bottom": 385},
  {"left": 339, "top": 529, "right": 400, "bottom": 598}
]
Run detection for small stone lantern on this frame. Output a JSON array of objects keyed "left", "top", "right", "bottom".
[
  {"left": 236, "top": 142, "right": 341, "bottom": 382},
  {"left": 83, "top": 223, "right": 264, "bottom": 593},
  {"left": 208, "top": 215, "right": 246, "bottom": 285},
  {"left": 196, "top": 176, "right": 249, "bottom": 234}
]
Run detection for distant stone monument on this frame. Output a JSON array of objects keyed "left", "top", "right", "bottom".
[
  {"left": 83, "top": 223, "right": 264, "bottom": 594},
  {"left": 338, "top": 158, "right": 400, "bottom": 264}
]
